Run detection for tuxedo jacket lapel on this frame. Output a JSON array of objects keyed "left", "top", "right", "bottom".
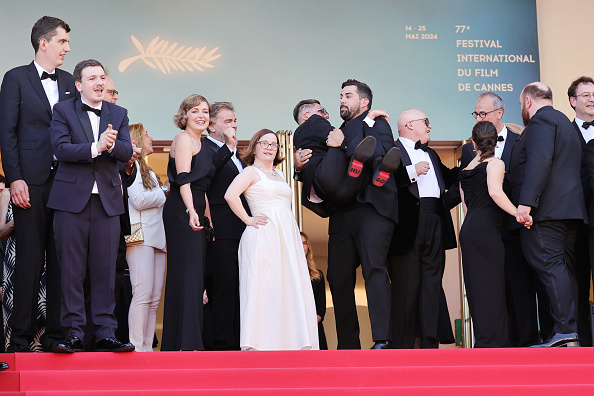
[
  {"left": 26, "top": 62, "right": 52, "bottom": 117},
  {"left": 99, "top": 103, "right": 112, "bottom": 141},
  {"left": 75, "top": 100, "right": 95, "bottom": 143},
  {"left": 501, "top": 133, "right": 516, "bottom": 171},
  {"left": 428, "top": 149, "right": 445, "bottom": 192},
  {"left": 396, "top": 139, "right": 420, "bottom": 198}
]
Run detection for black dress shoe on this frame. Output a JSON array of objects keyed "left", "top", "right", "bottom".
[
  {"left": 7, "top": 343, "right": 32, "bottom": 353},
  {"left": 372, "top": 147, "right": 401, "bottom": 187},
  {"left": 530, "top": 332, "right": 579, "bottom": 348},
  {"left": 371, "top": 341, "right": 391, "bottom": 349},
  {"left": 348, "top": 136, "right": 377, "bottom": 178},
  {"left": 0, "top": 362, "right": 9, "bottom": 371},
  {"left": 95, "top": 337, "right": 135, "bottom": 352},
  {"left": 53, "top": 336, "right": 84, "bottom": 353}
]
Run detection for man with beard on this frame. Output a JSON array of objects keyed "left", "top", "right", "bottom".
[
  {"left": 507, "top": 82, "right": 586, "bottom": 347},
  {"left": 567, "top": 76, "right": 594, "bottom": 347},
  {"left": 325, "top": 79, "right": 398, "bottom": 349},
  {"left": 203, "top": 101, "right": 245, "bottom": 350}
]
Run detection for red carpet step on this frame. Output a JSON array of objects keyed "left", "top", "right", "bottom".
[{"left": 1, "top": 348, "right": 594, "bottom": 394}]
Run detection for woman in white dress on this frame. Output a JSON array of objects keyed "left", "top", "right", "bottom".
[
  {"left": 225, "top": 129, "right": 318, "bottom": 351},
  {"left": 126, "top": 123, "right": 167, "bottom": 352}
]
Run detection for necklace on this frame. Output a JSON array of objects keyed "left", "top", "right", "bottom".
[{"left": 255, "top": 164, "right": 277, "bottom": 177}]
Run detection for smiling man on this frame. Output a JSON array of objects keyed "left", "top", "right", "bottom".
[
  {"left": 0, "top": 16, "right": 78, "bottom": 353},
  {"left": 48, "top": 59, "right": 134, "bottom": 353}
]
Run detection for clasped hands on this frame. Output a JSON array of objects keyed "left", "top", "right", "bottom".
[
  {"left": 515, "top": 204, "right": 533, "bottom": 229},
  {"left": 97, "top": 124, "right": 118, "bottom": 153}
]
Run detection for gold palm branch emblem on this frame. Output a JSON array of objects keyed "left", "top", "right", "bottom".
[{"left": 118, "top": 36, "right": 221, "bottom": 75}]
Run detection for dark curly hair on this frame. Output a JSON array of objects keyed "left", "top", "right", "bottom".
[{"left": 472, "top": 121, "right": 497, "bottom": 162}]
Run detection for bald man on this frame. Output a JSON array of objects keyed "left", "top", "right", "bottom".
[
  {"left": 388, "top": 109, "right": 459, "bottom": 349},
  {"left": 507, "top": 82, "right": 586, "bottom": 347}
]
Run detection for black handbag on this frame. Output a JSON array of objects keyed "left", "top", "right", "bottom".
[{"left": 204, "top": 216, "right": 214, "bottom": 244}]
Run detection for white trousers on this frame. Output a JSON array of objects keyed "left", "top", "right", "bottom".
[{"left": 127, "top": 245, "right": 166, "bottom": 352}]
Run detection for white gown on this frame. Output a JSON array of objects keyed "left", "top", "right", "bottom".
[{"left": 238, "top": 167, "right": 319, "bottom": 350}]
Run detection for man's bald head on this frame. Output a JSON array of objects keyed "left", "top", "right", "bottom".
[
  {"left": 520, "top": 82, "right": 553, "bottom": 126},
  {"left": 398, "top": 109, "right": 432, "bottom": 143}
]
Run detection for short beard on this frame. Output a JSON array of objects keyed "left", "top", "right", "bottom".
[
  {"left": 521, "top": 106, "right": 530, "bottom": 127},
  {"left": 340, "top": 106, "right": 354, "bottom": 121}
]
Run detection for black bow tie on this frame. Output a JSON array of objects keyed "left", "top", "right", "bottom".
[
  {"left": 583, "top": 120, "right": 594, "bottom": 130},
  {"left": 81, "top": 103, "right": 101, "bottom": 117},
  {"left": 414, "top": 140, "right": 429, "bottom": 152},
  {"left": 41, "top": 71, "right": 57, "bottom": 81},
  {"left": 497, "top": 135, "right": 504, "bottom": 142}
]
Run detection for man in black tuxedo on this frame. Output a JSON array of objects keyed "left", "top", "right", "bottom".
[
  {"left": 326, "top": 79, "right": 398, "bottom": 349},
  {"left": 49, "top": 59, "right": 134, "bottom": 353},
  {"left": 567, "top": 76, "right": 594, "bottom": 347},
  {"left": 0, "top": 16, "right": 77, "bottom": 352},
  {"left": 462, "top": 92, "right": 551, "bottom": 347},
  {"left": 388, "top": 109, "right": 459, "bottom": 349},
  {"left": 508, "top": 82, "right": 586, "bottom": 348},
  {"left": 203, "top": 101, "right": 245, "bottom": 350}
]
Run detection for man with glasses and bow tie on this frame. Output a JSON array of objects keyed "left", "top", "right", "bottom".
[
  {"left": 0, "top": 16, "right": 77, "bottom": 353},
  {"left": 568, "top": 76, "right": 594, "bottom": 347},
  {"left": 48, "top": 59, "right": 134, "bottom": 353},
  {"left": 388, "top": 109, "right": 459, "bottom": 349}
]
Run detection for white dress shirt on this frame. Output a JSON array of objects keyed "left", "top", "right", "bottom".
[
  {"left": 399, "top": 137, "right": 440, "bottom": 198},
  {"left": 574, "top": 116, "right": 593, "bottom": 143},
  {"left": 33, "top": 61, "right": 59, "bottom": 110},
  {"left": 494, "top": 125, "right": 508, "bottom": 159}
]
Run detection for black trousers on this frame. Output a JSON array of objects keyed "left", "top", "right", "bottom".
[
  {"left": 521, "top": 220, "right": 579, "bottom": 335},
  {"left": 327, "top": 203, "right": 394, "bottom": 349},
  {"left": 9, "top": 179, "right": 63, "bottom": 350},
  {"left": 389, "top": 212, "right": 444, "bottom": 349},
  {"left": 205, "top": 238, "right": 241, "bottom": 350},
  {"left": 572, "top": 224, "right": 592, "bottom": 346},
  {"left": 54, "top": 196, "right": 120, "bottom": 341}
]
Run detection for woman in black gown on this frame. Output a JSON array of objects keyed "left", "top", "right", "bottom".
[
  {"left": 459, "top": 121, "right": 531, "bottom": 348},
  {"left": 161, "top": 95, "right": 215, "bottom": 351}
]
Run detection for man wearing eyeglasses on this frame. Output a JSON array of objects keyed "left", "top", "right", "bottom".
[
  {"left": 389, "top": 109, "right": 460, "bottom": 349},
  {"left": 292, "top": 99, "right": 398, "bottom": 218},
  {"left": 104, "top": 76, "right": 119, "bottom": 105},
  {"left": 568, "top": 76, "right": 594, "bottom": 347}
]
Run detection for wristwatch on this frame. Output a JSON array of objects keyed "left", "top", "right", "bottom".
[{"left": 161, "top": 185, "right": 169, "bottom": 193}]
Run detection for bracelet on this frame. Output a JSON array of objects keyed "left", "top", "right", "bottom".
[{"left": 186, "top": 207, "right": 195, "bottom": 214}]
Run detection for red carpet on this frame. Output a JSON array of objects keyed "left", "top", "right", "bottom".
[{"left": 1, "top": 348, "right": 594, "bottom": 394}]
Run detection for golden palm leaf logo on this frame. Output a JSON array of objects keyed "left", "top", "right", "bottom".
[{"left": 118, "top": 36, "right": 221, "bottom": 75}]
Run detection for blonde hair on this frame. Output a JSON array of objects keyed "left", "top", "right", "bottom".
[
  {"left": 129, "top": 123, "right": 160, "bottom": 190},
  {"left": 301, "top": 232, "right": 321, "bottom": 281}
]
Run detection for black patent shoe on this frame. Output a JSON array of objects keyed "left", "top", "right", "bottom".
[
  {"left": 371, "top": 341, "right": 391, "bottom": 349},
  {"left": 0, "top": 362, "right": 9, "bottom": 371},
  {"left": 530, "top": 332, "right": 579, "bottom": 347},
  {"left": 373, "top": 147, "right": 402, "bottom": 187},
  {"left": 53, "top": 335, "right": 84, "bottom": 353},
  {"left": 95, "top": 337, "right": 135, "bottom": 352}
]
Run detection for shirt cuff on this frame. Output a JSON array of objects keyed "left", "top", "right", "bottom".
[
  {"left": 108, "top": 140, "right": 116, "bottom": 153},
  {"left": 91, "top": 142, "right": 99, "bottom": 158},
  {"left": 364, "top": 116, "right": 375, "bottom": 127},
  {"left": 406, "top": 164, "right": 419, "bottom": 182}
]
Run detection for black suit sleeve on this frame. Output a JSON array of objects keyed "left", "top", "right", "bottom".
[
  {"left": 0, "top": 70, "right": 23, "bottom": 182},
  {"left": 519, "top": 115, "right": 556, "bottom": 208}
]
